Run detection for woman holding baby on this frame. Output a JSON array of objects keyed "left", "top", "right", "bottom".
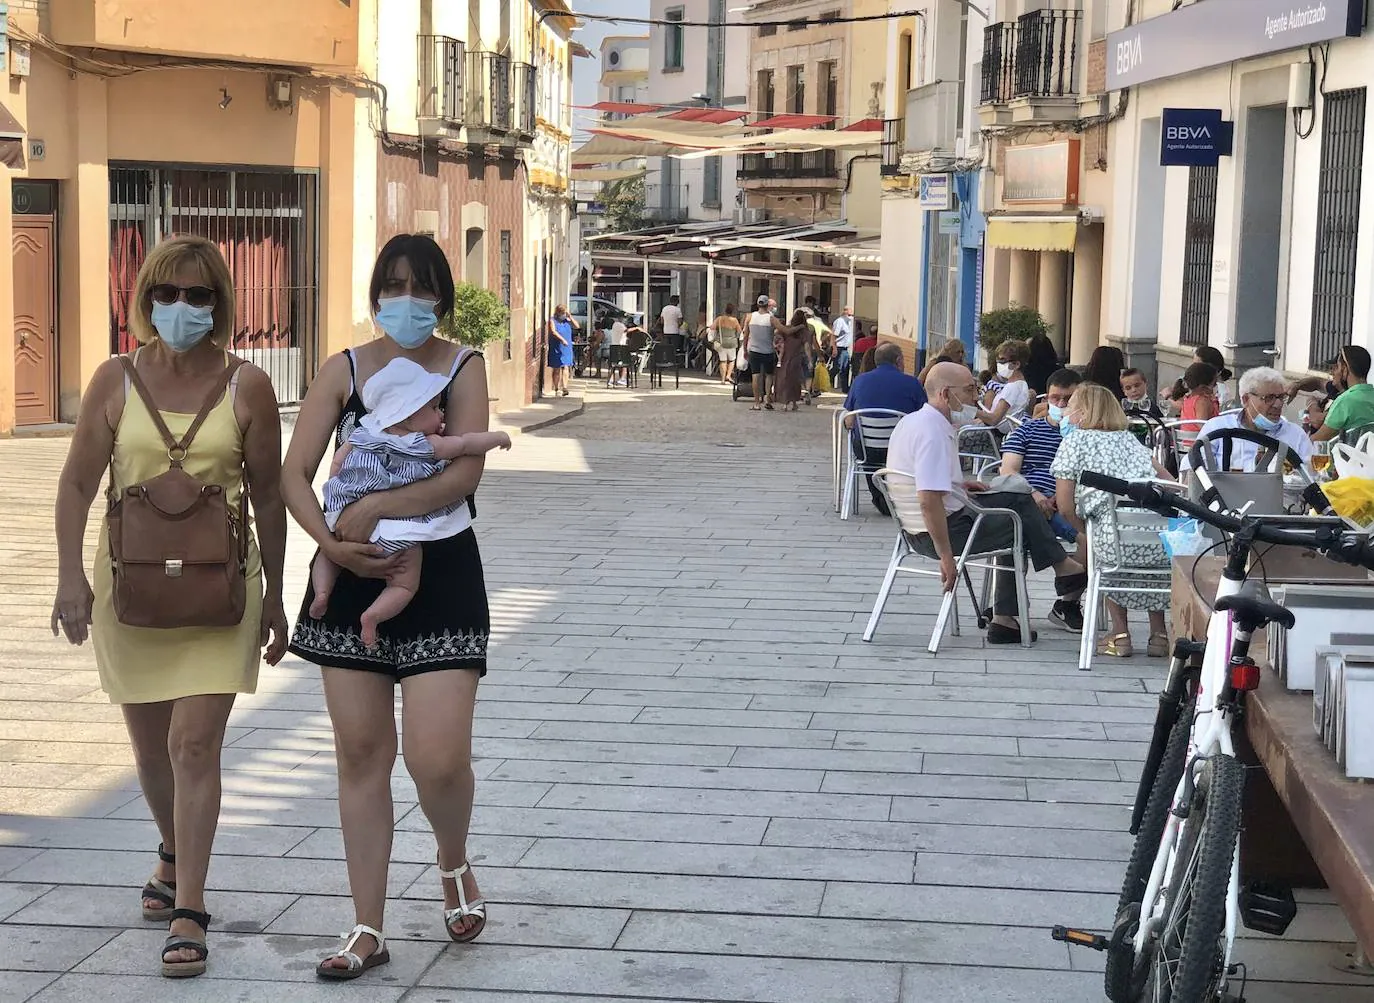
[{"left": 281, "top": 233, "right": 499, "bottom": 980}]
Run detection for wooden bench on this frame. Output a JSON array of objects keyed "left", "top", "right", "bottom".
[{"left": 1172, "top": 556, "right": 1374, "bottom": 957}]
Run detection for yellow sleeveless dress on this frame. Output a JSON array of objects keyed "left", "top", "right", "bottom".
[{"left": 91, "top": 362, "right": 264, "bottom": 704}]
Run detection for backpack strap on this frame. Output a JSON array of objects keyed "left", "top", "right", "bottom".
[{"left": 118, "top": 355, "right": 244, "bottom": 467}]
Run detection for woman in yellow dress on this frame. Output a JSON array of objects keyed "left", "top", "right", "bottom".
[{"left": 50, "top": 235, "right": 289, "bottom": 978}]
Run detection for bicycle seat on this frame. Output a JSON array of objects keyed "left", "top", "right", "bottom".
[{"left": 1214, "top": 590, "right": 1296, "bottom": 631}]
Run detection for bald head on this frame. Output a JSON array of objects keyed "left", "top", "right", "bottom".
[{"left": 925, "top": 361, "right": 978, "bottom": 417}]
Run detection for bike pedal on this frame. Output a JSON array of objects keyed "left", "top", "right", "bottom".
[
  {"left": 1240, "top": 879, "right": 1298, "bottom": 936},
  {"left": 1050, "top": 926, "right": 1109, "bottom": 951}
]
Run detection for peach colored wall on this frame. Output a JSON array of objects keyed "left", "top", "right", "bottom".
[
  {"left": 104, "top": 70, "right": 325, "bottom": 167},
  {"left": 0, "top": 54, "right": 354, "bottom": 430},
  {"left": 50, "top": 0, "right": 358, "bottom": 69}
]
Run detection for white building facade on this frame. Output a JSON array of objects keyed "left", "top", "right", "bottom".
[
  {"left": 1104, "top": 0, "right": 1370, "bottom": 389},
  {"left": 599, "top": 35, "right": 651, "bottom": 108},
  {"left": 644, "top": 0, "right": 747, "bottom": 224}
]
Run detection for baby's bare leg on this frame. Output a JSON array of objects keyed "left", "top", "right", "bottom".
[
  {"left": 359, "top": 547, "right": 421, "bottom": 648},
  {"left": 309, "top": 554, "right": 342, "bottom": 619}
]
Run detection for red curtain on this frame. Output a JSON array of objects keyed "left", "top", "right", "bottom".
[{"left": 109, "top": 222, "right": 146, "bottom": 354}]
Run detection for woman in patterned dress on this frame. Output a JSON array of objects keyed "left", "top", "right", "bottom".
[
  {"left": 280, "top": 234, "right": 493, "bottom": 980},
  {"left": 1051, "top": 382, "right": 1175, "bottom": 659}
]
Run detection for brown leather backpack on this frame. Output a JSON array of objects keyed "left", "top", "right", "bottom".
[{"left": 106, "top": 356, "right": 249, "bottom": 629}]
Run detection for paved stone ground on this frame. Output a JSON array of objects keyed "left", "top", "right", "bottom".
[{"left": 1, "top": 374, "right": 1371, "bottom": 1001}]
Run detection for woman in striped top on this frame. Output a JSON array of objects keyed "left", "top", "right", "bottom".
[{"left": 311, "top": 356, "right": 511, "bottom": 647}]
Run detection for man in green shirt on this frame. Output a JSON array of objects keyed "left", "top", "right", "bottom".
[{"left": 1314, "top": 345, "right": 1374, "bottom": 440}]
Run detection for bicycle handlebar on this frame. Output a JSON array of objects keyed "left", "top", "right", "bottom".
[{"left": 1077, "top": 470, "right": 1374, "bottom": 571}]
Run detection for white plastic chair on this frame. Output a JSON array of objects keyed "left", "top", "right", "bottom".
[
  {"left": 1078, "top": 499, "right": 1174, "bottom": 671},
  {"left": 832, "top": 407, "right": 849, "bottom": 513},
  {"left": 839, "top": 408, "right": 906, "bottom": 520},
  {"left": 863, "top": 470, "right": 1032, "bottom": 652}
]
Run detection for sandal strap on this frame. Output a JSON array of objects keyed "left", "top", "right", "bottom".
[
  {"left": 157, "top": 843, "right": 177, "bottom": 865},
  {"left": 142, "top": 879, "right": 176, "bottom": 906},
  {"left": 436, "top": 860, "right": 471, "bottom": 881},
  {"left": 340, "top": 923, "right": 385, "bottom": 954},
  {"left": 162, "top": 937, "right": 208, "bottom": 962},
  {"left": 169, "top": 908, "right": 211, "bottom": 931},
  {"left": 445, "top": 898, "right": 486, "bottom": 925}
]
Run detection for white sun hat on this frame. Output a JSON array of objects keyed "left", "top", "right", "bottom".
[{"left": 359, "top": 357, "right": 451, "bottom": 435}]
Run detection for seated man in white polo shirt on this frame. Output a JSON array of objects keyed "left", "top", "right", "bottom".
[
  {"left": 887, "top": 362, "right": 1086, "bottom": 645},
  {"left": 1181, "top": 366, "right": 1313, "bottom": 471}
]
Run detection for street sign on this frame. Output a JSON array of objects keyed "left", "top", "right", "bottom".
[
  {"left": 1160, "top": 108, "right": 1233, "bottom": 167},
  {"left": 918, "top": 173, "right": 951, "bottom": 210}
]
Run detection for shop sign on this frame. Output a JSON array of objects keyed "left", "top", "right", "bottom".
[
  {"left": 1002, "top": 140, "right": 1080, "bottom": 205},
  {"left": 1107, "top": 0, "right": 1363, "bottom": 91},
  {"left": 1160, "top": 108, "right": 1234, "bottom": 167},
  {"left": 938, "top": 211, "right": 961, "bottom": 235},
  {"left": 918, "top": 173, "right": 951, "bottom": 210}
]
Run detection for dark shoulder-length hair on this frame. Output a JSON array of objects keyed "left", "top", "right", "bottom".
[
  {"left": 1083, "top": 345, "right": 1127, "bottom": 399},
  {"left": 369, "top": 233, "right": 456, "bottom": 319}
]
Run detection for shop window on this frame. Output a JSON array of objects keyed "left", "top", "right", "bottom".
[{"left": 1311, "top": 87, "right": 1367, "bottom": 365}]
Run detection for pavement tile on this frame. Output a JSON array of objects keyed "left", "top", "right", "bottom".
[
  {"left": 7, "top": 885, "right": 297, "bottom": 934},
  {"left": 614, "top": 910, "right": 1069, "bottom": 969},
  {"left": 27, "top": 973, "right": 405, "bottom": 1002},
  {"left": 488, "top": 760, "right": 826, "bottom": 793},
  {"left": 0, "top": 923, "right": 120, "bottom": 972},
  {"left": 417, "top": 943, "right": 902, "bottom": 1003}
]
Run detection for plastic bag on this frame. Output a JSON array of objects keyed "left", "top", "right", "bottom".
[
  {"left": 1159, "top": 517, "right": 1211, "bottom": 558},
  {"left": 1333, "top": 441, "right": 1374, "bottom": 479},
  {"left": 1321, "top": 477, "right": 1374, "bottom": 528},
  {"left": 813, "top": 361, "right": 832, "bottom": 393}
]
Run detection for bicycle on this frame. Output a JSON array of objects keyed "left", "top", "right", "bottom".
[{"left": 1052, "top": 459, "right": 1374, "bottom": 1003}]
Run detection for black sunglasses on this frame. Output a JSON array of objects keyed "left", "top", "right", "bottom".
[{"left": 151, "top": 283, "right": 217, "bottom": 308}]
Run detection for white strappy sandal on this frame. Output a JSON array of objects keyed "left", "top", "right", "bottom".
[
  {"left": 438, "top": 860, "right": 487, "bottom": 943},
  {"left": 316, "top": 923, "right": 390, "bottom": 980}
]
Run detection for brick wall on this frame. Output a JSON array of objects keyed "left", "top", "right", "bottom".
[
  {"left": 376, "top": 141, "right": 531, "bottom": 406},
  {"left": 1085, "top": 38, "right": 1106, "bottom": 97}
]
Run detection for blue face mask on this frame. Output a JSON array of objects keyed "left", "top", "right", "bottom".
[
  {"left": 1254, "top": 413, "right": 1281, "bottom": 433},
  {"left": 151, "top": 301, "right": 214, "bottom": 353},
  {"left": 1047, "top": 403, "right": 1066, "bottom": 423},
  {"left": 375, "top": 295, "right": 438, "bottom": 349}
]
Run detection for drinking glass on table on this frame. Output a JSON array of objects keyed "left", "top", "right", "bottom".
[{"left": 1311, "top": 440, "right": 1333, "bottom": 479}]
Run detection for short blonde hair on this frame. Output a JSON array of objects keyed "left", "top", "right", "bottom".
[
  {"left": 1074, "top": 382, "right": 1129, "bottom": 432},
  {"left": 129, "top": 235, "right": 236, "bottom": 349}
]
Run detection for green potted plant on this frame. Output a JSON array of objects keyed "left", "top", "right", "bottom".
[
  {"left": 437, "top": 282, "right": 510, "bottom": 349},
  {"left": 978, "top": 304, "right": 1049, "bottom": 357}
]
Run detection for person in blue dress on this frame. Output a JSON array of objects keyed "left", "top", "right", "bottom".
[{"left": 546, "top": 305, "right": 578, "bottom": 397}]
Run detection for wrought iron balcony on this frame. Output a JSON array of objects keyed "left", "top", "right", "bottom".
[
  {"left": 980, "top": 9, "right": 1081, "bottom": 105},
  {"left": 468, "top": 50, "right": 513, "bottom": 132},
  {"left": 418, "top": 35, "right": 465, "bottom": 123},
  {"left": 512, "top": 61, "right": 538, "bottom": 136},
  {"left": 737, "top": 150, "right": 839, "bottom": 180}
]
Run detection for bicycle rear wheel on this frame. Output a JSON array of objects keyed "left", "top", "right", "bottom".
[
  {"left": 1105, "top": 697, "right": 1195, "bottom": 1003},
  {"left": 1146, "top": 754, "right": 1245, "bottom": 1003}
]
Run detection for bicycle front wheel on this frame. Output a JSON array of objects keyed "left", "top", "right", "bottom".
[
  {"left": 1146, "top": 754, "right": 1245, "bottom": 1003},
  {"left": 1105, "top": 697, "right": 1195, "bottom": 1003}
]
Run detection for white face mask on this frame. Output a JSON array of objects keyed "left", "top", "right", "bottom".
[{"left": 996, "top": 362, "right": 1014, "bottom": 380}]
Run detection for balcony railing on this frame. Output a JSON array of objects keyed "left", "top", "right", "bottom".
[
  {"left": 513, "top": 61, "right": 537, "bottom": 135},
  {"left": 881, "top": 118, "right": 903, "bottom": 176},
  {"left": 467, "top": 50, "right": 513, "bottom": 132},
  {"left": 981, "top": 9, "right": 1081, "bottom": 104},
  {"left": 418, "top": 35, "right": 465, "bottom": 123},
  {"left": 737, "top": 150, "right": 839, "bottom": 180}
]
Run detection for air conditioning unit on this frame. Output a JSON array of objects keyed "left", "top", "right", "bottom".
[{"left": 744, "top": 206, "right": 768, "bottom": 223}]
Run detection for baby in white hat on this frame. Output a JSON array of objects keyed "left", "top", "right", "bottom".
[{"left": 312, "top": 356, "right": 511, "bottom": 646}]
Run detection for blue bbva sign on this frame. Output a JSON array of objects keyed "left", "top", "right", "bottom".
[{"left": 1160, "top": 108, "right": 1234, "bottom": 167}]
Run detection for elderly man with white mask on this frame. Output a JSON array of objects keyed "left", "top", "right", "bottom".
[
  {"left": 1183, "top": 366, "right": 1313, "bottom": 471},
  {"left": 887, "top": 362, "right": 1086, "bottom": 644}
]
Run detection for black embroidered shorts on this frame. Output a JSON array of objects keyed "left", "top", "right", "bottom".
[{"left": 289, "top": 528, "right": 489, "bottom": 679}]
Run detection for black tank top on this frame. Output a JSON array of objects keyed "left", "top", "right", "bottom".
[{"left": 337, "top": 347, "right": 483, "bottom": 518}]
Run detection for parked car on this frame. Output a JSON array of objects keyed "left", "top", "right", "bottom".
[{"left": 570, "top": 295, "right": 642, "bottom": 331}]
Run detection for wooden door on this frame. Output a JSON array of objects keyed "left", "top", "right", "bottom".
[{"left": 13, "top": 218, "right": 56, "bottom": 425}]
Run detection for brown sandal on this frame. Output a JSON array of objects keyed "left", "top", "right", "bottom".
[
  {"left": 1097, "top": 632, "right": 1134, "bottom": 658},
  {"left": 141, "top": 843, "right": 177, "bottom": 922}
]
